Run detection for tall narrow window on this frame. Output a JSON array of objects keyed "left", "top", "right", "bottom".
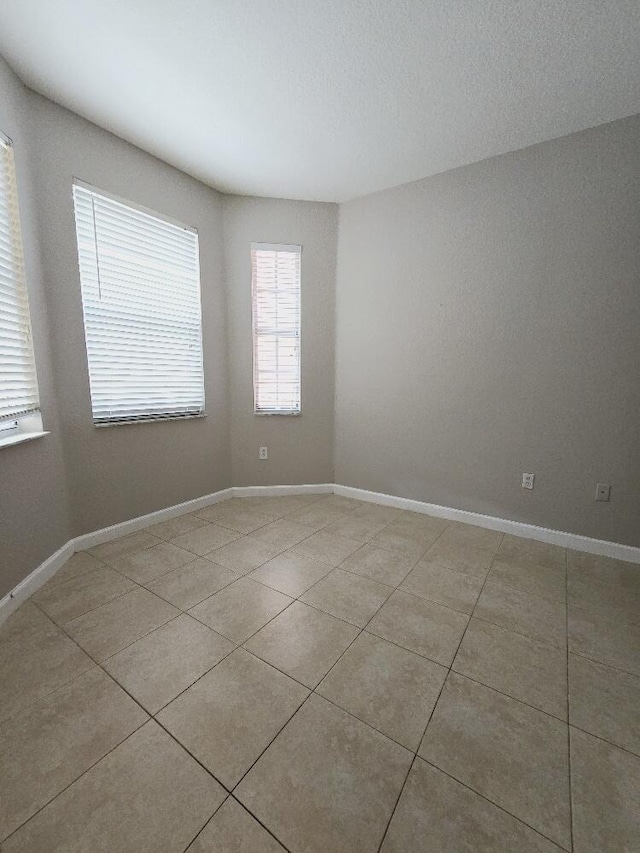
[
  {"left": 0, "top": 132, "right": 41, "bottom": 443},
  {"left": 251, "top": 243, "right": 301, "bottom": 414},
  {"left": 73, "top": 182, "right": 205, "bottom": 425}
]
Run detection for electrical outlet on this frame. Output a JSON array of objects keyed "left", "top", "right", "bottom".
[
  {"left": 522, "top": 472, "right": 535, "bottom": 490},
  {"left": 259, "top": 446, "right": 268, "bottom": 460},
  {"left": 595, "top": 483, "right": 611, "bottom": 502}
]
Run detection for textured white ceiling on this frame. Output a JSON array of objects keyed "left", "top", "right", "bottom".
[{"left": 1, "top": 0, "right": 639, "bottom": 202}]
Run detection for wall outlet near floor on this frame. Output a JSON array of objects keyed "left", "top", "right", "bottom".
[
  {"left": 522, "top": 472, "right": 535, "bottom": 490},
  {"left": 259, "top": 446, "right": 268, "bottom": 460},
  {"left": 595, "top": 483, "right": 611, "bottom": 502}
]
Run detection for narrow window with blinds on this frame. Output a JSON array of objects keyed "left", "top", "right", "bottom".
[
  {"left": 0, "top": 131, "right": 42, "bottom": 447},
  {"left": 73, "top": 182, "right": 205, "bottom": 425},
  {"left": 251, "top": 243, "right": 301, "bottom": 414}
]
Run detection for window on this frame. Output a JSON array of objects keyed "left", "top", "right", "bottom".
[
  {"left": 0, "top": 131, "right": 43, "bottom": 447},
  {"left": 73, "top": 182, "right": 204, "bottom": 425},
  {"left": 251, "top": 243, "right": 301, "bottom": 414}
]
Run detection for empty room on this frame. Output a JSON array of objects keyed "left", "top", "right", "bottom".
[{"left": 0, "top": 2, "right": 638, "bottom": 851}]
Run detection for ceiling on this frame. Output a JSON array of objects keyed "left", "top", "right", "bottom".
[{"left": 0, "top": 1, "right": 639, "bottom": 202}]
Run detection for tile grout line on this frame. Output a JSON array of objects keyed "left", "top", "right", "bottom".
[
  {"left": 418, "top": 756, "right": 572, "bottom": 852},
  {"left": 375, "top": 531, "right": 505, "bottom": 852}
]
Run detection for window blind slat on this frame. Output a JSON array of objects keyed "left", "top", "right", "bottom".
[
  {"left": 0, "top": 137, "right": 40, "bottom": 421},
  {"left": 251, "top": 243, "right": 301, "bottom": 414},
  {"left": 73, "top": 183, "right": 205, "bottom": 424}
]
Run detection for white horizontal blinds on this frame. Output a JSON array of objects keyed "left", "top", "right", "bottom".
[
  {"left": 0, "top": 135, "right": 40, "bottom": 421},
  {"left": 73, "top": 183, "right": 204, "bottom": 424},
  {"left": 251, "top": 243, "right": 301, "bottom": 413}
]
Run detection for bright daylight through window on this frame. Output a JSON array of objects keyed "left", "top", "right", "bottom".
[
  {"left": 251, "top": 243, "right": 301, "bottom": 414},
  {"left": 0, "top": 132, "right": 42, "bottom": 448},
  {"left": 73, "top": 183, "right": 204, "bottom": 425}
]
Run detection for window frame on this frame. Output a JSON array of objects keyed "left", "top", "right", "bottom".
[
  {"left": 72, "top": 180, "right": 206, "bottom": 427},
  {"left": 251, "top": 242, "right": 302, "bottom": 416},
  {"left": 0, "top": 130, "right": 45, "bottom": 450}
]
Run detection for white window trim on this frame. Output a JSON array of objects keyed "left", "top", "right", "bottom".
[
  {"left": 0, "top": 131, "right": 45, "bottom": 449},
  {"left": 251, "top": 242, "right": 302, "bottom": 416}
]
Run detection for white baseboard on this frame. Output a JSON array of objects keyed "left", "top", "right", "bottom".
[
  {"left": 333, "top": 484, "right": 640, "bottom": 564},
  {"left": 232, "top": 483, "right": 333, "bottom": 498},
  {"left": 75, "top": 487, "right": 235, "bottom": 551},
  {"left": 0, "top": 540, "right": 75, "bottom": 623},
  {"left": 0, "top": 484, "right": 328, "bottom": 625},
  {"left": 2, "top": 481, "right": 638, "bottom": 626}
]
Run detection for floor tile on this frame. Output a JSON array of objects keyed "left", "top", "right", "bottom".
[
  {"left": 569, "top": 654, "right": 640, "bottom": 755},
  {"left": 381, "top": 758, "right": 563, "bottom": 853},
  {"left": 0, "top": 667, "right": 147, "bottom": 842},
  {"left": 567, "top": 550, "right": 640, "bottom": 592},
  {"left": 236, "top": 694, "right": 412, "bottom": 853},
  {"left": 497, "top": 535, "right": 566, "bottom": 570},
  {"left": 435, "top": 521, "right": 503, "bottom": 552},
  {"left": 475, "top": 581, "right": 566, "bottom": 648},
  {"left": 44, "top": 551, "right": 105, "bottom": 590},
  {"left": 110, "top": 542, "right": 195, "bottom": 583},
  {"left": 248, "top": 518, "right": 316, "bottom": 550},
  {"left": 208, "top": 537, "right": 279, "bottom": 574},
  {"left": 370, "top": 519, "right": 440, "bottom": 559},
  {"left": 257, "top": 494, "right": 324, "bottom": 517},
  {"left": 144, "top": 511, "right": 209, "bottom": 541},
  {"left": 187, "top": 797, "right": 286, "bottom": 852},
  {"left": 301, "top": 568, "right": 392, "bottom": 627},
  {"left": 249, "top": 551, "right": 332, "bottom": 596},
  {"left": 286, "top": 501, "right": 355, "bottom": 530},
  {"left": 350, "top": 502, "right": 400, "bottom": 523},
  {"left": 400, "top": 559, "right": 483, "bottom": 614},
  {"left": 340, "top": 543, "right": 418, "bottom": 586},
  {"left": 244, "top": 601, "right": 359, "bottom": 688},
  {"left": 65, "top": 587, "right": 180, "bottom": 661},
  {"left": 317, "top": 632, "right": 446, "bottom": 750},
  {"left": 0, "top": 603, "right": 93, "bottom": 724},
  {"left": 87, "top": 529, "right": 161, "bottom": 563},
  {"left": 103, "top": 614, "right": 234, "bottom": 713},
  {"left": 367, "top": 590, "right": 468, "bottom": 666},
  {"left": 196, "top": 502, "right": 280, "bottom": 533},
  {"left": 293, "top": 530, "right": 362, "bottom": 566},
  {"left": 2, "top": 721, "right": 225, "bottom": 853},
  {"left": 568, "top": 574, "right": 640, "bottom": 624},
  {"left": 489, "top": 558, "right": 566, "bottom": 603},
  {"left": 453, "top": 618, "right": 567, "bottom": 719},
  {"left": 571, "top": 727, "right": 640, "bottom": 853},
  {"left": 158, "top": 649, "right": 309, "bottom": 788},
  {"left": 420, "top": 672, "right": 571, "bottom": 849},
  {"left": 569, "top": 606, "right": 640, "bottom": 676},
  {"left": 422, "top": 538, "right": 494, "bottom": 579},
  {"left": 169, "top": 523, "right": 241, "bottom": 556},
  {"left": 313, "top": 494, "right": 364, "bottom": 512},
  {"left": 189, "top": 577, "right": 293, "bottom": 643},
  {"left": 146, "top": 557, "right": 237, "bottom": 610},
  {"left": 394, "top": 512, "right": 449, "bottom": 535},
  {"left": 322, "top": 514, "right": 389, "bottom": 543},
  {"left": 32, "top": 565, "right": 134, "bottom": 624}
]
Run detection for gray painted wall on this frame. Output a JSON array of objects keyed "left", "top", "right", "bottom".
[
  {"left": 2, "top": 51, "right": 638, "bottom": 601},
  {"left": 223, "top": 196, "right": 338, "bottom": 486},
  {"left": 335, "top": 116, "right": 640, "bottom": 546},
  {"left": 26, "top": 92, "right": 231, "bottom": 537},
  {"left": 0, "top": 58, "right": 72, "bottom": 597}
]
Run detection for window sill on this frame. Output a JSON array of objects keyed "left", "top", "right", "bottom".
[
  {"left": 254, "top": 411, "right": 301, "bottom": 417},
  {"left": 94, "top": 413, "right": 206, "bottom": 428},
  {"left": 0, "top": 430, "right": 49, "bottom": 450}
]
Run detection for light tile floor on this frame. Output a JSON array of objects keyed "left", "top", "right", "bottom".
[{"left": 1, "top": 494, "right": 638, "bottom": 852}]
